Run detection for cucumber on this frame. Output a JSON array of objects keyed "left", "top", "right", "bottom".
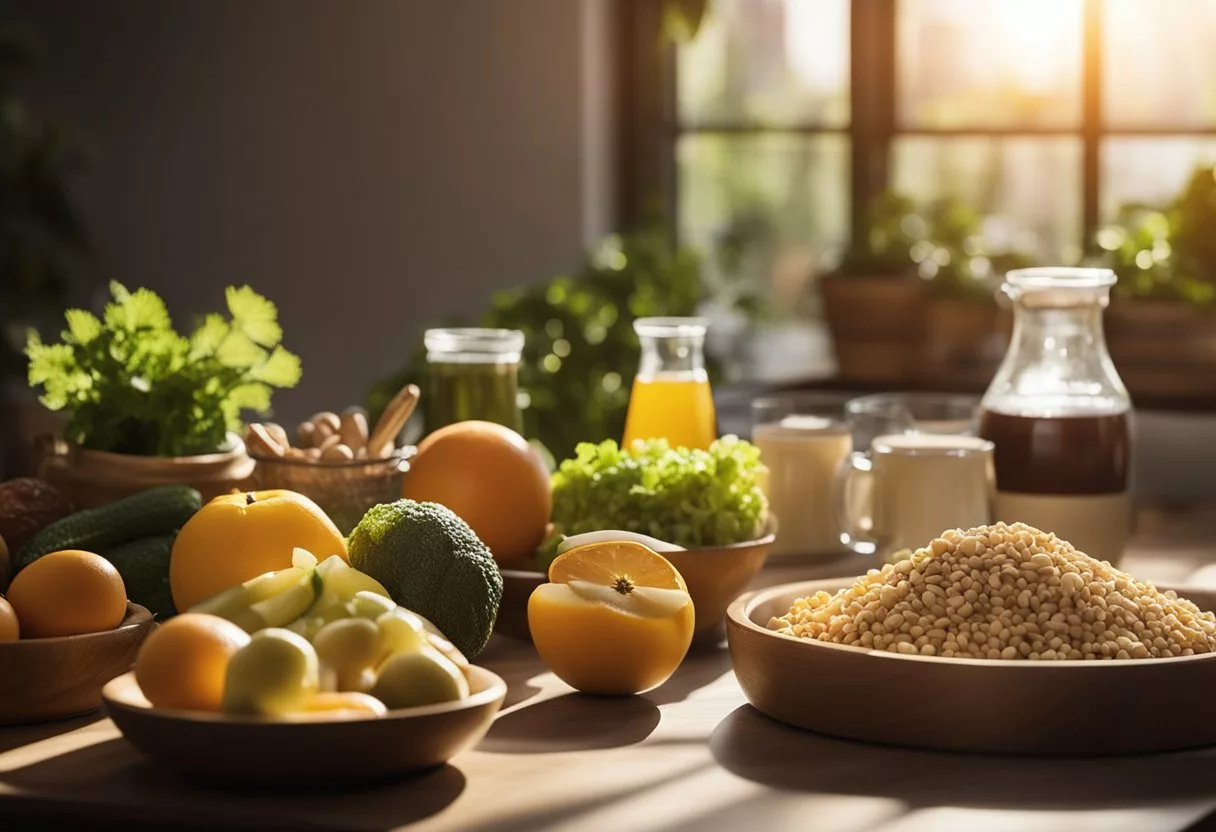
[
  {"left": 103, "top": 535, "right": 177, "bottom": 620},
  {"left": 15, "top": 485, "right": 202, "bottom": 572}
]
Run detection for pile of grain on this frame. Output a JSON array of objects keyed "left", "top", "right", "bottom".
[{"left": 769, "top": 523, "right": 1216, "bottom": 660}]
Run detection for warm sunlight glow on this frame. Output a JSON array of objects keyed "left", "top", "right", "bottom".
[
  {"left": 786, "top": 0, "right": 848, "bottom": 88},
  {"left": 994, "top": 0, "right": 1077, "bottom": 89}
]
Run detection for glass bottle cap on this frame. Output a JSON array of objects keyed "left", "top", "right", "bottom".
[
  {"left": 424, "top": 328, "right": 524, "bottom": 363},
  {"left": 633, "top": 317, "right": 709, "bottom": 338}
]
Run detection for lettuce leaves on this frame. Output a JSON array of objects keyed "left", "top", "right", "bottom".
[{"left": 550, "top": 437, "right": 769, "bottom": 548}]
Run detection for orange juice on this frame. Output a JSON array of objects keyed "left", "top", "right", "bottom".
[{"left": 622, "top": 374, "right": 717, "bottom": 450}]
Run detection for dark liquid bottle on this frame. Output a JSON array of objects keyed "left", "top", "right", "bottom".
[{"left": 979, "top": 269, "right": 1134, "bottom": 565}]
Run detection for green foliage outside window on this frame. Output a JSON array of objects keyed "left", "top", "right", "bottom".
[{"left": 1098, "top": 165, "right": 1216, "bottom": 306}]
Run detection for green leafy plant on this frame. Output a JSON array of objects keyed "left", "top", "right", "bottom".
[
  {"left": 1098, "top": 165, "right": 1216, "bottom": 306},
  {"left": 368, "top": 226, "right": 713, "bottom": 463},
  {"left": 26, "top": 282, "right": 301, "bottom": 456},
  {"left": 550, "top": 436, "right": 769, "bottom": 548}
]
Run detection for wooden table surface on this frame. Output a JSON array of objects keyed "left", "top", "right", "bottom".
[{"left": 4, "top": 507, "right": 1216, "bottom": 832}]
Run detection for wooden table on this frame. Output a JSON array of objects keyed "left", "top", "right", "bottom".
[{"left": 5, "top": 507, "right": 1216, "bottom": 832}]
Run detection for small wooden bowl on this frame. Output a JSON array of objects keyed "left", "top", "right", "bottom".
[
  {"left": 495, "top": 524, "right": 776, "bottom": 641},
  {"left": 103, "top": 665, "right": 507, "bottom": 785},
  {"left": 0, "top": 602, "right": 155, "bottom": 725},
  {"left": 727, "top": 579, "right": 1216, "bottom": 755}
]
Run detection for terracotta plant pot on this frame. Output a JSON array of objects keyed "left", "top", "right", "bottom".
[
  {"left": 820, "top": 273, "right": 927, "bottom": 382},
  {"left": 38, "top": 432, "right": 255, "bottom": 509},
  {"left": 1105, "top": 300, "right": 1216, "bottom": 398}
]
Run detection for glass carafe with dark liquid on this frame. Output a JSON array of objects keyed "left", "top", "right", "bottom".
[{"left": 979, "top": 268, "right": 1133, "bottom": 565}]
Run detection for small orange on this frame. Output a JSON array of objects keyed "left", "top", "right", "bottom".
[
  {"left": 7, "top": 550, "right": 127, "bottom": 638},
  {"left": 135, "top": 613, "right": 251, "bottom": 711},
  {"left": 528, "top": 541, "right": 695, "bottom": 695},
  {"left": 0, "top": 596, "right": 18, "bottom": 642},
  {"left": 403, "top": 421, "right": 551, "bottom": 564},
  {"left": 170, "top": 490, "right": 347, "bottom": 612}
]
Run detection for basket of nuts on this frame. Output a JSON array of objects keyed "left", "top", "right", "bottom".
[{"left": 245, "top": 384, "right": 420, "bottom": 533}]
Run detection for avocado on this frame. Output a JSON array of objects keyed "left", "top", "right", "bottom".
[{"left": 347, "top": 500, "right": 502, "bottom": 658}]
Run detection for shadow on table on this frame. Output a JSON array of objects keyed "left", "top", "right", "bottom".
[
  {"left": 711, "top": 704, "right": 1216, "bottom": 810},
  {"left": 477, "top": 693, "right": 660, "bottom": 754},
  {"left": 0, "top": 712, "right": 103, "bottom": 755},
  {"left": 645, "top": 647, "right": 734, "bottom": 707},
  {"left": 0, "top": 737, "right": 466, "bottom": 830}
]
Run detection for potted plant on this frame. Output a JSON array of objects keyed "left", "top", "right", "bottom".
[
  {"left": 1099, "top": 168, "right": 1216, "bottom": 396},
  {"left": 25, "top": 282, "right": 301, "bottom": 506},
  {"left": 820, "top": 192, "right": 927, "bottom": 382}
]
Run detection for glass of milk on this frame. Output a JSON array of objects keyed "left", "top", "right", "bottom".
[{"left": 751, "top": 395, "right": 853, "bottom": 560}]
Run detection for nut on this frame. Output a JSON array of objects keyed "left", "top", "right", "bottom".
[
  {"left": 262, "top": 422, "right": 290, "bottom": 450},
  {"left": 320, "top": 443, "right": 355, "bottom": 462},
  {"left": 245, "top": 423, "right": 285, "bottom": 458},
  {"left": 338, "top": 411, "right": 369, "bottom": 451},
  {"left": 297, "top": 421, "right": 317, "bottom": 448}
]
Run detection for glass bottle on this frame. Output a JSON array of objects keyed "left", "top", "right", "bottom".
[
  {"left": 424, "top": 328, "right": 525, "bottom": 434},
  {"left": 978, "top": 268, "right": 1134, "bottom": 565},
  {"left": 622, "top": 317, "right": 717, "bottom": 450}
]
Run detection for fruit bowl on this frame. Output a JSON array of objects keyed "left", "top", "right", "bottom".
[
  {"left": 102, "top": 664, "right": 507, "bottom": 785},
  {"left": 495, "top": 521, "right": 777, "bottom": 641},
  {"left": 0, "top": 602, "right": 155, "bottom": 725}
]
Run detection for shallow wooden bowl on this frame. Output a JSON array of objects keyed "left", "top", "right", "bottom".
[
  {"left": 727, "top": 579, "right": 1216, "bottom": 756},
  {"left": 495, "top": 526, "right": 776, "bottom": 641},
  {"left": 0, "top": 602, "right": 155, "bottom": 725},
  {"left": 103, "top": 664, "right": 507, "bottom": 785}
]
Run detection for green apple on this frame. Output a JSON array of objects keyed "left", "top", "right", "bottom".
[
  {"left": 222, "top": 628, "right": 319, "bottom": 716},
  {"left": 371, "top": 647, "right": 469, "bottom": 710}
]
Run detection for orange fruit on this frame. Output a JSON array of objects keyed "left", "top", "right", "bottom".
[
  {"left": 403, "top": 421, "right": 551, "bottom": 564},
  {"left": 528, "top": 541, "right": 695, "bottom": 695},
  {"left": 7, "top": 550, "right": 127, "bottom": 638},
  {"left": 170, "top": 490, "right": 347, "bottom": 612},
  {"left": 135, "top": 613, "right": 251, "bottom": 711},
  {"left": 0, "top": 596, "right": 18, "bottom": 642}
]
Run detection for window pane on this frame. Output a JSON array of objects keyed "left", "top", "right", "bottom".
[
  {"left": 892, "top": 137, "right": 1082, "bottom": 260},
  {"left": 898, "top": 0, "right": 1083, "bottom": 128},
  {"left": 1102, "top": 138, "right": 1216, "bottom": 217},
  {"left": 677, "top": 134, "right": 849, "bottom": 311},
  {"left": 677, "top": 0, "right": 849, "bottom": 127},
  {"left": 1104, "top": 1, "right": 1216, "bottom": 127}
]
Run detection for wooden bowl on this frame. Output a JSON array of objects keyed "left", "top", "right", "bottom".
[
  {"left": 495, "top": 525, "right": 776, "bottom": 641},
  {"left": 37, "top": 432, "right": 255, "bottom": 509},
  {"left": 727, "top": 578, "right": 1216, "bottom": 756},
  {"left": 103, "top": 664, "right": 507, "bottom": 785},
  {"left": 0, "top": 602, "right": 155, "bottom": 725}
]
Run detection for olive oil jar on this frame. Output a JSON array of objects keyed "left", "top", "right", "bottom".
[{"left": 424, "top": 328, "right": 525, "bottom": 434}]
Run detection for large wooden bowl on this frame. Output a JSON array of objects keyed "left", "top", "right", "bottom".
[
  {"left": 0, "top": 602, "right": 155, "bottom": 725},
  {"left": 727, "top": 578, "right": 1216, "bottom": 756},
  {"left": 495, "top": 526, "right": 776, "bottom": 641},
  {"left": 103, "top": 665, "right": 507, "bottom": 785}
]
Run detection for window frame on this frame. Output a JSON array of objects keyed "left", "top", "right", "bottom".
[{"left": 623, "top": 0, "right": 1216, "bottom": 258}]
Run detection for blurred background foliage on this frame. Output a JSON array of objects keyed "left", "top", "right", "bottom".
[
  {"left": 367, "top": 224, "right": 720, "bottom": 463},
  {"left": 1099, "top": 164, "right": 1216, "bottom": 306},
  {"left": 835, "top": 190, "right": 1033, "bottom": 302},
  {"left": 0, "top": 19, "right": 88, "bottom": 381}
]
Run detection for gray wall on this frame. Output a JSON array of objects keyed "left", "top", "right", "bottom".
[{"left": 7, "top": 0, "right": 615, "bottom": 424}]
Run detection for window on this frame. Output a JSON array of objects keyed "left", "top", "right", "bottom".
[{"left": 654, "top": 0, "right": 1216, "bottom": 305}]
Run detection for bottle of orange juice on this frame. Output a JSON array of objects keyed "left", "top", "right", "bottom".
[{"left": 622, "top": 317, "right": 717, "bottom": 450}]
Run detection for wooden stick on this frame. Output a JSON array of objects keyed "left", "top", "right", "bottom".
[{"left": 367, "top": 383, "right": 421, "bottom": 458}]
